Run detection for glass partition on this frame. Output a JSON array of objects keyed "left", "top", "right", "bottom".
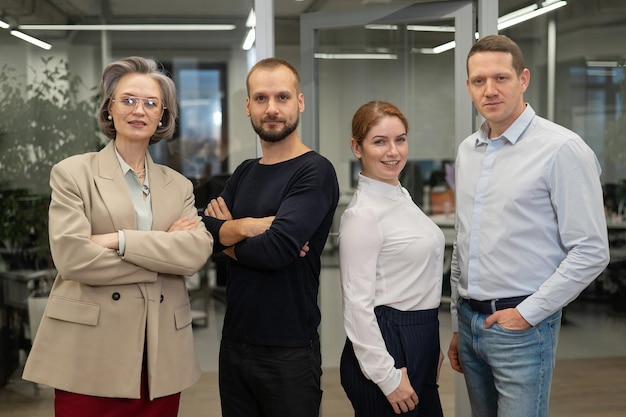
[
  {"left": 301, "top": 1, "right": 475, "bottom": 207},
  {"left": 316, "top": 25, "right": 457, "bottom": 202},
  {"left": 501, "top": 15, "right": 626, "bottom": 211}
]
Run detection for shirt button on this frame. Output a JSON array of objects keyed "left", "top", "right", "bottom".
[{"left": 112, "top": 292, "right": 121, "bottom": 301}]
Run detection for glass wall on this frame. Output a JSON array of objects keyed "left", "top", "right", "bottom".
[
  {"left": 152, "top": 62, "right": 229, "bottom": 185},
  {"left": 1, "top": 2, "right": 626, "bottom": 215},
  {"left": 495, "top": 12, "right": 626, "bottom": 215},
  {"left": 316, "top": 24, "right": 457, "bottom": 203},
  {"left": 1, "top": 0, "right": 626, "bottom": 392}
]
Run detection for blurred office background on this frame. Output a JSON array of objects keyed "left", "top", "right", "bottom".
[{"left": 1, "top": 1, "right": 625, "bottom": 416}]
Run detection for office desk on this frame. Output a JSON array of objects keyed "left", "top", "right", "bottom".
[{"left": 607, "top": 217, "right": 626, "bottom": 231}]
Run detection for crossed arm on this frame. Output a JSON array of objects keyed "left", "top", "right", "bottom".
[
  {"left": 90, "top": 216, "right": 199, "bottom": 249},
  {"left": 205, "top": 196, "right": 308, "bottom": 260}
]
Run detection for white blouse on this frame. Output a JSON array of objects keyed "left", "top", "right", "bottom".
[{"left": 338, "top": 174, "right": 444, "bottom": 396}]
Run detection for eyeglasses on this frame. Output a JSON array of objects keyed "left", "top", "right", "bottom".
[{"left": 111, "top": 96, "right": 165, "bottom": 114}]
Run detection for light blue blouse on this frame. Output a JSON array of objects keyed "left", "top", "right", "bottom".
[{"left": 115, "top": 149, "right": 152, "bottom": 255}]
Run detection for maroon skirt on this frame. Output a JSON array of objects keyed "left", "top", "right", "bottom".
[{"left": 54, "top": 360, "right": 181, "bottom": 417}]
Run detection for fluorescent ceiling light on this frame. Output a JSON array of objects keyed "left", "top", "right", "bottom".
[
  {"left": 242, "top": 28, "right": 255, "bottom": 50},
  {"left": 366, "top": 24, "right": 454, "bottom": 32},
  {"left": 0, "top": 19, "right": 10, "bottom": 29},
  {"left": 315, "top": 53, "right": 397, "bottom": 60},
  {"left": 497, "top": 4, "right": 539, "bottom": 24},
  {"left": 586, "top": 60, "right": 619, "bottom": 67},
  {"left": 586, "top": 68, "right": 616, "bottom": 77},
  {"left": 498, "top": 1, "right": 567, "bottom": 30},
  {"left": 365, "top": 24, "right": 397, "bottom": 30},
  {"left": 17, "top": 24, "right": 236, "bottom": 31},
  {"left": 421, "top": 1, "right": 567, "bottom": 54},
  {"left": 416, "top": 40, "right": 457, "bottom": 55},
  {"left": 408, "top": 24, "right": 455, "bottom": 33},
  {"left": 241, "top": 9, "right": 255, "bottom": 51},
  {"left": 10, "top": 30, "right": 51, "bottom": 50},
  {"left": 246, "top": 9, "right": 256, "bottom": 28}
]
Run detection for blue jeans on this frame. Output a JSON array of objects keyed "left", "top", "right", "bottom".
[{"left": 457, "top": 299, "right": 562, "bottom": 417}]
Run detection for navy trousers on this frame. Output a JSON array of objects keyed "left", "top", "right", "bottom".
[{"left": 340, "top": 305, "right": 443, "bottom": 417}]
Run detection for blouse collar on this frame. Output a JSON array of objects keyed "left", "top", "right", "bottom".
[{"left": 357, "top": 173, "right": 404, "bottom": 200}]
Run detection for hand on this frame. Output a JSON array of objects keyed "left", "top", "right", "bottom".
[
  {"left": 167, "top": 216, "right": 198, "bottom": 232},
  {"left": 385, "top": 367, "right": 418, "bottom": 414},
  {"left": 240, "top": 216, "right": 275, "bottom": 238},
  {"left": 448, "top": 333, "right": 463, "bottom": 373},
  {"left": 90, "top": 232, "right": 118, "bottom": 250},
  {"left": 484, "top": 308, "right": 531, "bottom": 330},
  {"left": 300, "top": 241, "right": 310, "bottom": 257},
  {"left": 205, "top": 196, "right": 275, "bottom": 246},
  {"left": 205, "top": 197, "right": 232, "bottom": 220},
  {"left": 223, "top": 246, "right": 237, "bottom": 261}
]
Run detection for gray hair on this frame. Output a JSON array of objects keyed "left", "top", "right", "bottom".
[{"left": 97, "top": 56, "right": 178, "bottom": 143}]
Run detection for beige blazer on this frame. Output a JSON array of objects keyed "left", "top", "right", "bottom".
[{"left": 23, "top": 140, "right": 213, "bottom": 400}]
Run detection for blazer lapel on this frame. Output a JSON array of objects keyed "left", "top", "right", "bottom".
[
  {"left": 146, "top": 152, "right": 175, "bottom": 232},
  {"left": 94, "top": 140, "right": 137, "bottom": 231}
]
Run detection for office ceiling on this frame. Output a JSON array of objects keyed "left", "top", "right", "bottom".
[{"left": 0, "top": 0, "right": 625, "bottom": 51}]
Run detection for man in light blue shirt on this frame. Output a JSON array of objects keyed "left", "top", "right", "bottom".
[{"left": 447, "top": 34, "right": 610, "bottom": 417}]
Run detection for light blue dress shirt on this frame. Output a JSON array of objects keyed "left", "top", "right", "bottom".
[{"left": 450, "top": 104, "right": 609, "bottom": 330}]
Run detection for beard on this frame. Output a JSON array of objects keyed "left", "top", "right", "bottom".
[{"left": 251, "top": 116, "right": 299, "bottom": 143}]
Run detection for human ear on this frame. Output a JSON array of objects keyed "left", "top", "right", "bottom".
[{"left": 350, "top": 138, "right": 362, "bottom": 159}]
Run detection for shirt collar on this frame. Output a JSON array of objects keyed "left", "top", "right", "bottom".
[
  {"left": 357, "top": 173, "right": 404, "bottom": 200},
  {"left": 474, "top": 104, "right": 536, "bottom": 147},
  {"left": 114, "top": 148, "right": 149, "bottom": 186}
]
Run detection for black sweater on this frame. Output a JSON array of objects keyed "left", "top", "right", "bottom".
[{"left": 203, "top": 151, "right": 339, "bottom": 346}]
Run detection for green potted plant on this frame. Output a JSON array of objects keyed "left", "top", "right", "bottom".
[{"left": 0, "top": 57, "right": 102, "bottom": 270}]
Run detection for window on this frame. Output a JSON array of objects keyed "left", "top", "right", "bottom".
[{"left": 150, "top": 62, "right": 228, "bottom": 184}]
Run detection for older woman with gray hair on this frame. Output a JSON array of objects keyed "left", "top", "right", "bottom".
[{"left": 23, "top": 56, "right": 213, "bottom": 417}]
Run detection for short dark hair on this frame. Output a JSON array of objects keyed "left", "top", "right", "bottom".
[
  {"left": 245, "top": 57, "right": 301, "bottom": 95},
  {"left": 467, "top": 34, "right": 526, "bottom": 76},
  {"left": 97, "top": 56, "right": 178, "bottom": 143},
  {"left": 351, "top": 100, "right": 409, "bottom": 145}
]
